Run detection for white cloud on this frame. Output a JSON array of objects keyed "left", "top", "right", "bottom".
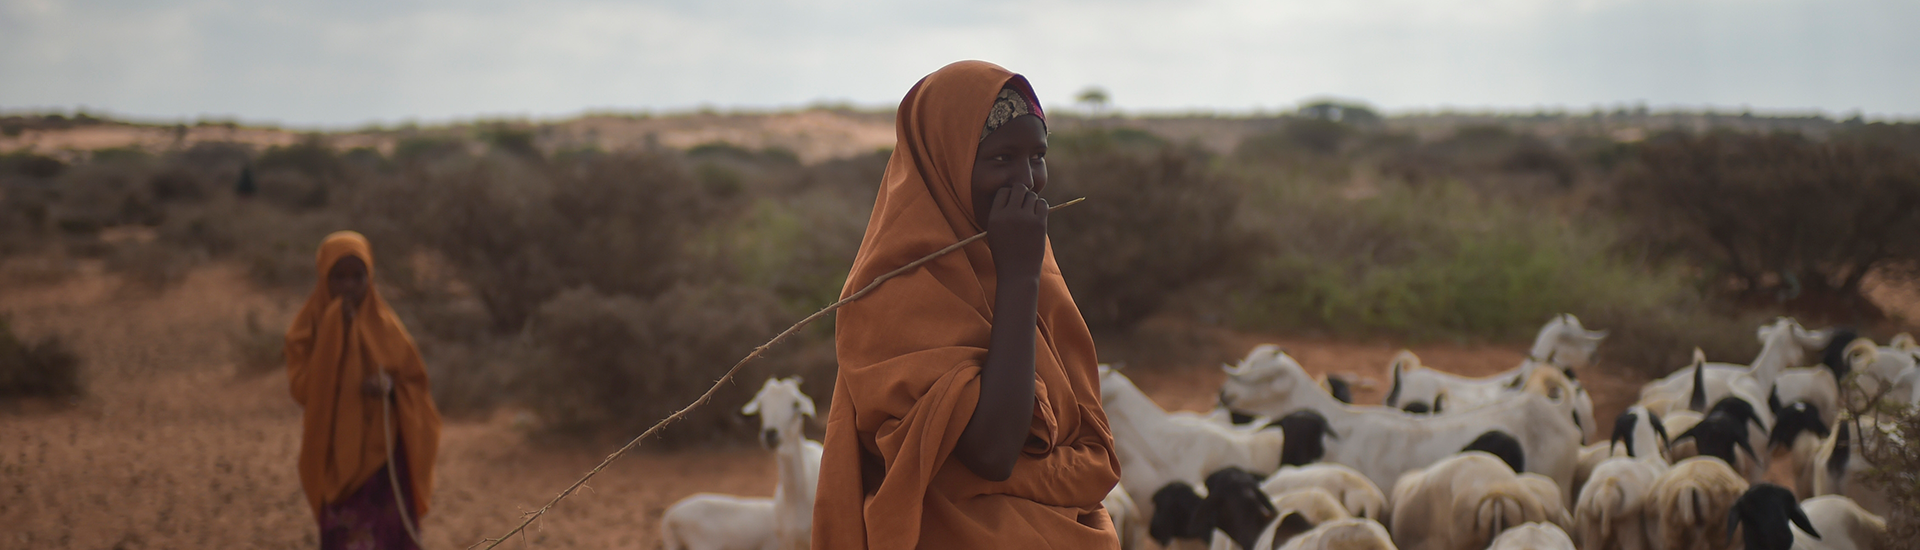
[{"left": 2, "top": 0, "right": 1914, "bottom": 127}]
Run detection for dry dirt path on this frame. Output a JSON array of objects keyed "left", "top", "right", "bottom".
[{"left": 0, "top": 262, "right": 1785, "bottom": 549}]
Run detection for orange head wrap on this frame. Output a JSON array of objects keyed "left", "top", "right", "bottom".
[
  {"left": 812, "top": 60, "right": 1120, "bottom": 549},
  {"left": 285, "top": 231, "right": 442, "bottom": 520}
]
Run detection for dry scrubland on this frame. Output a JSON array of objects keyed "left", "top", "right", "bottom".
[{"left": 3, "top": 107, "right": 1920, "bottom": 547}]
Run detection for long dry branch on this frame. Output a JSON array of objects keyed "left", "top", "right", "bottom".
[{"left": 472, "top": 196, "right": 1085, "bottom": 550}]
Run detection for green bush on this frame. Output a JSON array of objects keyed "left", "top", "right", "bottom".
[{"left": 0, "top": 316, "right": 82, "bottom": 399}]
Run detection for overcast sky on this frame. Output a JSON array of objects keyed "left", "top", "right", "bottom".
[{"left": 3, "top": 0, "right": 1916, "bottom": 128}]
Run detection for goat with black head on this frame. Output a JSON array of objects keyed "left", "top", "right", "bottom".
[
  {"left": 1463, "top": 430, "right": 1527, "bottom": 473},
  {"left": 1675, "top": 396, "right": 1766, "bottom": 470},
  {"left": 1727, "top": 484, "right": 1820, "bottom": 550},
  {"left": 1611, "top": 407, "right": 1671, "bottom": 459},
  {"left": 1148, "top": 481, "right": 1210, "bottom": 547}
]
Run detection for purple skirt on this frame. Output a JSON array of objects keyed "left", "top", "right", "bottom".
[{"left": 319, "top": 440, "right": 420, "bottom": 550}]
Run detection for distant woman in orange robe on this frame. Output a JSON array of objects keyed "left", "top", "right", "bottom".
[
  {"left": 812, "top": 60, "right": 1122, "bottom": 549},
  {"left": 287, "top": 231, "right": 443, "bottom": 549}
]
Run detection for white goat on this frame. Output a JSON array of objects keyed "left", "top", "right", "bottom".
[
  {"left": 1727, "top": 485, "right": 1887, "bottom": 550},
  {"left": 1647, "top": 457, "right": 1750, "bottom": 550},
  {"left": 660, "top": 495, "right": 777, "bottom": 550},
  {"left": 1273, "top": 518, "right": 1398, "bottom": 550},
  {"left": 740, "top": 377, "right": 822, "bottom": 550},
  {"left": 1793, "top": 495, "right": 1888, "bottom": 550},
  {"left": 1573, "top": 406, "right": 1673, "bottom": 550},
  {"left": 1260, "top": 463, "right": 1388, "bottom": 522},
  {"left": 1218, "top": 345, "right": 1582, "bottom": 500},
  {"left": 1106, "top": 484, "right": 1149, "bottom": 550},
  {"left": 1100, "top": 365, "right": 1286, "bottom": 521},
  {"left": 1388, "top": 452, "right": 1571, "bottom": 550},
  {"left": 1386, "top": 314, "right": 1607, "bottom": 441},
  {"left": 1487, "top": 522, "right": 1577, "bottom": 550},
  {"left": 1386, "top": 314, "right": 1606, "bottom": 411}
]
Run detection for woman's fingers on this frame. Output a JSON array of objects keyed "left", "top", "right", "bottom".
[{"left": 994, "top": 186, "right": 1013, "bottom": 211}]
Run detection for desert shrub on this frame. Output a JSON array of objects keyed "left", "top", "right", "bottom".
[
  {"left": 1231, "top": 178, "right": 1701, "bottom": 349},
  {"left": 1611, "top": 131, "right": 1920, "bottom": 319},
  {"left": 392, "top": 135, "right": 467, "bottom": 165},
  {"left": 1047, "top": 130, "right": 1255, "bottom": 332},
  {"left": 90, "top": 146, "right": 151, "bottom": 165},
  {"left": 1833, "top": 375, "right": 1920, "bottom": 546},
  {"left": 146, "top": 167, "right": 208, "bottom": 202},
  {"left": 1238, "top": 118, "right": 1354, "bottom": 159},
  {"left": 256, "top": 136, "right": 344, "bottom": 180},
  {"left": 519, "top": 284, "right": 806, "bottom": 444},
  {"left": 705, "top": 196, "right": 864, "bottom": 318},
  {"left": 1380, "top": 125, "right": 1577, "bottom": 190},
  {"left": 0, "top": 316, "right": 82, "bottom": 399},
  {"left": 49, "top": 163, "right": 164, "bottom": 234},
  {"left": 2, "top": 151, "right": 66, "bottom": 178},
  {"left": 370, "top": 151, "right": 723, "bottom": 332},
  {"left": 1861, "top": 403, "right": 1920, "bottom": 545}
]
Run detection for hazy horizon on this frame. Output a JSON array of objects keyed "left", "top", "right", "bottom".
[{"left": 5, "top": 0, "right": 1917, "bottom": 129}]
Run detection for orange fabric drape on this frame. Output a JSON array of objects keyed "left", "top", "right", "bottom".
[
  {"left": 811, "top": 60, "right": 1121, "bottom": 549},
  {"left": 286, "top": 231, "right": 442, "bottom": 520}
]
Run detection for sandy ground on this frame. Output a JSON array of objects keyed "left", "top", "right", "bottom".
[{"left": 2, "top": 262, "right": 1911, "bottom": 549}]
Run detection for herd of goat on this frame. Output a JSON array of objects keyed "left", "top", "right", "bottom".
[{"left": 658, "top": 315, "right": 1920, "bottom": 550}]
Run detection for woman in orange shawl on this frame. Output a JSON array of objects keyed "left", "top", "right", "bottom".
[
  {"left": 287, "top": 231, "right": 443, "bottom": 549},
  {"left": 812, "top": 60, "right": 1122, "bottom": 549}
]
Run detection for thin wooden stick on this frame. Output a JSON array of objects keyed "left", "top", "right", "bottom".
[{"left": 472, "top": 196, "right": 1085, "bottom": 550}]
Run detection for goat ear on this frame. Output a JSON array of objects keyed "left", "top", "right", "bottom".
[
  {"left": 1386, "top": 359, "right": 1405, "bottom": 407},
  {"left": 1689, "top": 357, "right": 1708, "bottom": 413},
  {"left": 741, "top": 399, "right": 760, "bottom": 416},
  {"left": 1725, "top": 507, "right": 1743, "bottom": 541},
  {"left": 798, "top": 397, "right": 817, "bottom": 418},
  {"left": 1673, "top": 424, "right": 1699, "bottom": 444},
  {"left": 1845, "top": 339, "right": 1878, "bottom": 370},
  {"left": 1787, "top": 499, "right": 1822, "bottom": 540},
  {"left": 1892, "top": 333, "right": 1918, "bottom": 352},
  {"left": 1736, "top": 434, "right": 1759, "bottom": 463}
]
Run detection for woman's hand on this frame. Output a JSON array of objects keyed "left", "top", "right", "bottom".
[
  {"left": 362, "top": 370, "right": 392, "bottom": 397},
  {"left": 985, "top": 186, "right": 1048, "bottom": 281}
]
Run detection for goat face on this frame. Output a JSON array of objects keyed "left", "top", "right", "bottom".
[
  {"left": 1201, "top": 467, "right": 1278, "bottom": 550},
  {"left": 1220, "top": 345, "right": 1308, "bottom": 412},
  {"left": 1766, "top": 401, "right": 1827, "bottom": 451},
  {"left": 1265, "top": 410, "right": 1336, "bottom": 466},
  {"left": 742, "top": 377, "right": 815, "bottom": 447},
  {"left": 1728, "top": 484, "right": 1819, "bottom": 550},
  {"left": 1149, "top": 482, "right": 1208, "bottom": 546}
]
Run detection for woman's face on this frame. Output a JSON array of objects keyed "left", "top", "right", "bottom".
[
  {"left": 970, "top": 115, "right": 1049, "bottom": 228},
  {"left": 327, "top": 255, "right": 369, "bottom": 306}
]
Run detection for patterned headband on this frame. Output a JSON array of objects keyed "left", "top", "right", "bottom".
[{"left": 981, "top": 87, "right": 1046, "bottom": 141}]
